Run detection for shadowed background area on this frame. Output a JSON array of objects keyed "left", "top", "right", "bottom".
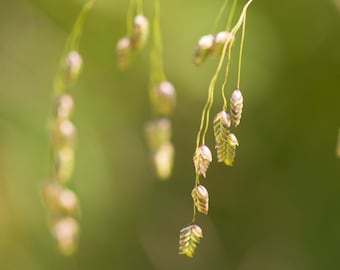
[{"left": 1, "top": 0, "right": 340, "bottom": 269}]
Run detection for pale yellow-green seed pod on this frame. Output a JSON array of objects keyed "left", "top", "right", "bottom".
[
  {"left": 145, "top": 118, "right": 171, "bottom": 151},
  {"left": 151, "top": 81, "right": 176, "bottom": 116},
  {"left": 179, "top": 224, "right": 203, "bottom": 257},
  {"left": 191, "top": 185, "right": 209, "bottom": 215},
  {"left": 58, "top": 188, "right": 79, "bottom": 216},
  {"left": 152, "top": 141, "right": 174, "bottom": 180},
  {"left": 49, "top": 119, "right": 77, "bottom": 149},
  {"left": 193, "top": 34, "right": 214, "bottom": 66},
  {"left": 53, "top": 94, "right": 74, "bottom": 120},
  {"left": 116, "top": 36, "right": 133, "bottom": 70},
  {"left": 64, "top": 51, "right": 83, "bottom": 84},
  {"left": 52, "top": 217, "right": 79, "bottom": 256},
  {"left": 230, "top": 89, "right": 244, "bottom": 127},
  {"left": 213, "top": 110, "right": 232, "bottom": 162},
  {"left": 131, "top": 14, "right": 149, "bottom": 50},
  {"left": 224, "top": 133, "right": 239, "bottom": 166},
  {"left": 54, "top": 146, "right": 75, "bottom": 183},
  {"left": 211, "top": 31, "right": 234, "bottom": 56},
  {"left": 193, "top": 145, "right": 212, "bottom": 178}
]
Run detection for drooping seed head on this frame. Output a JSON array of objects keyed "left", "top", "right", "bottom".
[
  {"left": 193, "top": 34, "right": 214, "bottom": 66},
  {"left": 145, "top": 118, "right": 171, "bottom": 151},
  {"left": 53, "top": 217, "right": 79, "bottom": 256},
  {"left": 151, "top": 81, "right": 176, "bottom": 116},
  {"left": 179, "top": 223, "right": 203, "bottom": 257},
  {"left": 116, "top": 37, "right": 133, "bottom": 70},
  {"left": 191, "top": 185, "right": 209, "bottom": 215},
  {"left": 53, "top": 94, "right": 74, "bottom": 120},
  {"left": 230, "top": 89, "right": 244, "bottom": 127},
  {"left": 193, "top": 145, "right": 212, "bottom": 178},
  {"left": 211, "top": 31, "right": 234, "bottom": 56},
  {"left": 64, "top": 51, "right": 83, "bottom": 83},
  {"left": 151, "top": 141, "right": 174, "bottom": 180},
  {"left": 131, "top": 14, "right": 149, "bottom": 50}
]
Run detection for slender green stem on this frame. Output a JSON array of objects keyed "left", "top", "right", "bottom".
[
  {"left": 191, "top": 175, "right": 200, "bottom": 223},
  {"left": 237, "top": 12, "right": 247, "bottom": 89},
  {"left": 149, "top": 0, "right": 166, "bottom": 87},
  {"left": 213, "top": 0, "right": 229, "bottom": 32},
  {"left": 137, "top": 0, "right": 143, "bottom": 14},
  {"left": 53, "top": 0, "right": 95, "bottom": 94},
  {"left": 221, "top": 43, "right": 233, "bottom": 110},
  {"left": 226, "top": 0, "right": 238, "bottom": 30},
  {"left": 127, "top": 0, "right": 134, "bottom": 36}
]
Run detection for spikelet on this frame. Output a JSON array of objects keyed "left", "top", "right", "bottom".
[
  {"left": 224, "top": 133, "right": 239, "bottom": 166},
  {"left": 211, "top": 31, "right": 234, "bottom": 56},
  {"left": 179, "top": 224, "right": 203, "bottom": 257},
  {"left": 152, "top": 141, "right": 174, "bottom": 180},
  {"left": 53, "top": 217, "right": 79, "bottom": 256},
  {"left": 116, "top": 37, "right": 133, "bottom": 70},
  {"left": 193, "top": 34, "right": 214, "bottom": 66},
  {"left": 64, "top": 51, "right": 83, "bottom": 84},
  {"left": 131, "top": 14, "right": 149, "bottom": 50},
  {"left": 213, "top": 110, "right": 231, "bottom": 162},
  {"left": 230, "top": 89, "right": 244, "bottom": 127},
  {"left": 53, "top": 94, "right": 74, "bottom": 120},
  {"left": 144, "top": 118, "right": 171, "bottom": 151},
  {"left": 193, "top": 145, "right": 212, "bottom": 178},
  {"left": 151, "top": 81, "right": 176, "bottom": 116},
  {"left": 191, "top": 185, "right": 209, "bottom": 215}
]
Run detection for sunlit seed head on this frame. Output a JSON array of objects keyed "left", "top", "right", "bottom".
[{"left": 64, "top": 51, "right": 83, "bottom": 83}]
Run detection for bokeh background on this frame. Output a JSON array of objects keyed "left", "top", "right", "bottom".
[{"left": 1, "top": 0, "right": 340, "bottom": 269}]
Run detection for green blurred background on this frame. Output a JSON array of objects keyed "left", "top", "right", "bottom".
[{"left": 1, "top": 0, "right": 340, "bottom": 269}]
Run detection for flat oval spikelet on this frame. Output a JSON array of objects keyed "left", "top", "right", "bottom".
[
  {"left": 224, "top": 133, "right": 239, "bottom": 166},
  {"left": 230, "top": 89, "right": 243, "bottom": 127},
  {"left": 191, "top": 185, "right": 209, "bottom": 215},
  {"left": 213, "top": 111, "right": 231, "bottom": 162},
  {"left": 179, "top": 224, "right": 203, "bottom": 257},
  {"left": 193, "top": 145, "right": 212, "bottom": 177}
]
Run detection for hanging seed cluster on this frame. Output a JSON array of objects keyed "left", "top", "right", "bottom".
[
  {"left": 41, "top": 0, "right": 94, "bottom": 255},
  {"left": 179, "top": 0, "right": 253, "bottom": 258},
  {"left": 146, "top": 80, "right": 176, "bottom": 180},
  {"left": 118, "top": 0, "right": 176, "bottom": 180},
  {"left": 116, "top": 13, "right": 149, "bottom": 70},
  {"left": 42, "top": 51, "right": 82, "bottom": 256}
]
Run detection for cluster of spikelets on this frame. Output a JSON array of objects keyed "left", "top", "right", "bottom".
[
  {"left": 117, "top": 0, "right": 176, "bottom": 180},
  {"left": 179, "top": 0, "right": 252, "bottom": 258},
  {"left": 214, "top": 89, "right": 243, "bottom": 166},
  {"left": 42, "top": 51, "right": 83, "bottom": 256},
  {"left": 145, "top": 80, "right": 176, "bottom": 180},
  {"left": 194, "top": 30, "right": 234, "bottom": 66},
  {"left": 116, "top": 14, "right": 149, "bottom": 70}
]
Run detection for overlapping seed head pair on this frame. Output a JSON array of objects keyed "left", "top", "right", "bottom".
[
  {"left": 42, "top": 0, "right": 95, "bottom": 256},
  {"left": 117, "top": 0, "right": 176, "bottom": 180},
  {"left": 179, "top": 0, "right": 252, "bottom": 258},
  {"left": 194, "top": 30, "right": 234, "bottom": 66},
  {"left": 117, "top": 14, "right": 149, "bottom": 70}
]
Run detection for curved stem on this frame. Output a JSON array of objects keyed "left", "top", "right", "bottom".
[
  {"left": 126, "top": 0, "right": 134, "bottom": 36},
  {"left": 213, "top": 0, "right": 229, "bottom": 32},
  {"left": 221, "top": 43, "right": 233, "bottom": 110},
  {"left": 53, "top": 0, "right": 95, "bottom": 94},
  {"left": 226, "top": 0, "right": 238, "bottom": 30},
  {"left": 237, "top": 12, "right": 247, "bottom": 89}
]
